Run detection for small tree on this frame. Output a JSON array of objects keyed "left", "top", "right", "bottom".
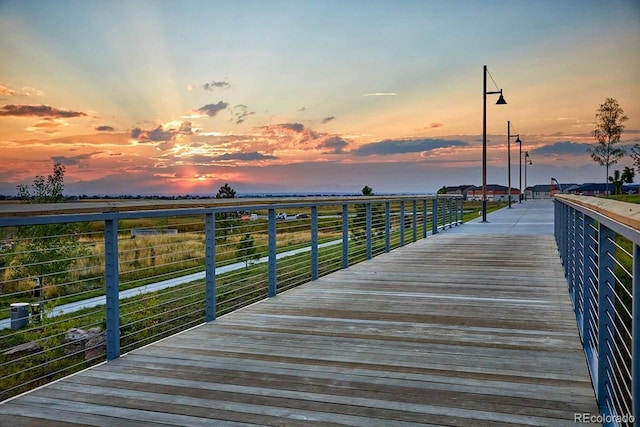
[
  {"left": 236, "top": 233, "right": 259, "bottom": 269},
  {"left": 587, "top": 98, "right": 628, "bottom": 195},
  {"left": 353, "top": 185, "right": 383, "bottom": 239},
  {"left": 7, "top": 163, "right": 88, "bottom": 298},
  {"left": 608, "top": 170, "right": 623, "bottom": 195},
  {"left": 622, "top": 166, "right": 635, "bottom": 185},
  {"left": 629, "top": 145, "right": 640, "bottom": 182},
  {"left": 437, "top": 186, "right": 448, "bottom": 194},
  {"left": 214, "top": 183, "right": 238, "bottom": 243}
]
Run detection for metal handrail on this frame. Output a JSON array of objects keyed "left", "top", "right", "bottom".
[
  {"left": 0, "top": 194, "right": 462, "bottom": 400},
  {"left": 554, "top": 194, "right": 638, "bottom": 427}
]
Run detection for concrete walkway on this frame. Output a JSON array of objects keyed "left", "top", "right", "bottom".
[{"left": 451, "top": 199, "right": 555, "bottom": 235}]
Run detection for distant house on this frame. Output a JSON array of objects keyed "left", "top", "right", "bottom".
[
  {"left": 443, "top": 185, "right": 475, "bottom": 200},
  {"left": 465, "top": 184, "right": 520, "bottom": 202},
  {"left": 563, "top": 182, "right": 639, "bottom": 196},
  {"left": 565, "top": 183, "right": 611, "bottom": 196}
]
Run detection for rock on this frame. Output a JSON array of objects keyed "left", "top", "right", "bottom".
[
  {"left": 84, "top": 332, "right": 106, "bottom": 360},
  {"left": 3, "top": 341, "right": 42, "bottom": 355},
  {"left": 64, "top": 327, "right": 103, "bottom": 356}
]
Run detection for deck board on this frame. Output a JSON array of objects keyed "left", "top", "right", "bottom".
[{"left": 0, "top": 233, "right": 599, "bottom": 426}]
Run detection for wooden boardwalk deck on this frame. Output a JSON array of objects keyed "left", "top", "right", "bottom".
[{"left": 0, "top": 231, "right": 599, "bottom": 426}]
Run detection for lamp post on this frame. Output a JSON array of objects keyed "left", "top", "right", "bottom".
[
  {"left": 507, "top": 121, "right": 521, "bottom": 208},
  {"left": 519, "top": 135, "right": 523, "bottom": 203},
  {"left": 524, "top": 151, "right": 532, "bottom": 200},
  {"left": 482, "top": 65, "right": 507, "bottom": 222}
]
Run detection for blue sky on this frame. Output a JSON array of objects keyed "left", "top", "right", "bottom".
[{"left": 1, "top": 0, "right": 639, "bottom": 195}]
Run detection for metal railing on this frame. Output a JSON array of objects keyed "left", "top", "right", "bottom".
[
  {"left": 555, "top": 195, "right": 638, "bottom": 427},
  {"left": 0, "top": 194, "right": 462, "bottom": 400}
]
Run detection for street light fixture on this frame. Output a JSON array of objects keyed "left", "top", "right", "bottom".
[
  {"left": 524, "top": 151, "right": 532, "bottom": 200},
  {"left": 507, "top": 121, "right": 521, "bottom": 209},
  {"left": 482, "top": 65, "right": 507, "bottom": 222}
]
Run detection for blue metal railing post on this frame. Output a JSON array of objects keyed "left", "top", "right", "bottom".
[
  {"left": 412, "top": 200, "right": 417, "bottom": 243},
  {"left": 569, "top": 206, "right": 577, "bottom": 303},
  {"left": 582, "top": 215, "right": 597, "bottom": 347},
  {"left": 205, "top": 212, "right": 216, "bottom": 321},
  {"left": 447, "top": 198, "right": 452, "bottom": 228},
  {"left": 385, "top": 201, "right": 391, "bottom": 252},
  {"left": 268, "top": 208, "right": 277, "bottom": 297},
  {"left": 422, "top": 199, "right": 428, "bottom": 238},
  {"left": 104, "top": 218, "right": 120, "bottom": 360},
  {"left": 366, "top": 203, "right": 372, "bottom": 259},
  {"left": 633, "top": 244, "right": 640, "bottom": 423},
  {"left": 432, "top": 199, "right": 438, "bottom": 235},
  {"left": 453, "top": 199, "right": 458, "bottom": 226},
  {"left": 441, "top": 197, "right": 446, "bottom": 230},
  {"left": 597, "top": 223, "right": 616, "bottom": 410},
  {"left": 342, "top": 204, "right": 349, "bottom": 268},
  {"left": 311, "top": 206, "right": 318, "bottom": 280},
  {"left": 399, "top": 201, "right": 405, "bottom": 246}
]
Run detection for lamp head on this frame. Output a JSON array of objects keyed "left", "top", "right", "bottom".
[
  {"left": 496, "top": 90, "right": 507, "bottom": 105},
  {"left": 515, "top": 135, "right": 521, "bottom": 144}
]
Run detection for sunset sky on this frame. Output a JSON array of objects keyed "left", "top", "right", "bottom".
[{"left": 1, "top": 0, "right": 639, "bottom": 196}]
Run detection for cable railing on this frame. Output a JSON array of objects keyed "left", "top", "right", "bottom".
[
  {"left": 0, "top": 194, "right": 462, "bottom": 400},
  {"left": 555, "top": 194, "right": 638, "bottom": 427}
]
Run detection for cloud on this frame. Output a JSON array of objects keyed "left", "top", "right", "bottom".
[
  {"left": 51, "top": 152, "right": 99, "bottom": 166},
  {"left": 96, "top": 125, "right": 115, "bottom": 132},
  {"left": 214, "top": 152, "right": 277, "bottom": 161},
  {"left": 531, "top": 141, "right": 592, "bottom": 156},
  {"left": 0, "top": 85, "right": 15, "bottom": 96},
  {"left": 21, "top": 87, "right": 45, "bottom": 97},
  {"left": 131, "top": 121, "right": 194, "bottom": 143},
  {"left": 427, "top": 122, "right": 443, "bottom": 129},
  {"left": 280, "top": 123, "right": 304, "bottom": 132},
  {"left": 0, "top": 104, "right": 87, "bottom": 118},
  {"left": 24, "top": 118, "right": 70, "bottom": 133},
  {"left": 297, "top": 107, "right": 306, "bottom": 112},
  {"left": 198, "top": 101, "right": 229, "bottom": 117},
  {"left": 233, "top": 104, "right": 255, "bottom": 124},
  {"left": 319, "top": 136, "right": 349, "bottom": 154},
  {"left": 203, "top": 80, "right": 231, "bottom": 91},
  {"left": 363, "top": 92, "right": 397, "bottom": 97},
  {"left": 354, "top": 138, "right": 466, "bottom": 156},
  {"left": 321, "top": 116, "right": 336, "bottom": 124}
]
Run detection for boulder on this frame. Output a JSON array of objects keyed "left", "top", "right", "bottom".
[
  {"left": 3, "top": 341, "right": 42, "bottom": 356},
  {"left": 84, "top": 332, "right": 106, "bottom": 360},
  {"left": 64, "top": 327, "right": 103, "bottom": 356}
]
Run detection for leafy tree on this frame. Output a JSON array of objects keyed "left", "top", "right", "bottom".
[
  {"left": 215, "top": 183, "right": 236, "bottom": 199},
  {"left": 352, "top": 186, "right": 383, "bottom": 240},
  {"left": 437, "top": 186, "right": 448, "bottom": 194},
  {"left": 629, "top": 146, "right": 640, "bottom": 182},
  {"left": 214, "top": 183, "right": 238, "bottom": 243},
  {"left": 588, "top": 98, "right": 628, "bottom": 195},
  {"left": 236, "top": 233, "right": 259, "bottom": 269},
  {"left": 7, "top": 163, "right": 88, "bottom": 298},
  {"left": 608, "top": 170, "right": 623, "bottom": 195},
  {"left": 622, "top": 166, "right": 635, "bottom": 185}
]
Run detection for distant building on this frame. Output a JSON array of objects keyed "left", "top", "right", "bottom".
[
  {"left": 465, "top": 185, "right": 520, "bottom": 202},
  {"left": 563, "top": 183, "right": 639, "bottom": 196},
  {"left": 443, "top": 185, "right": 475, "bottom": 200}
]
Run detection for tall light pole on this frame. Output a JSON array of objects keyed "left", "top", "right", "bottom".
[
  {"left": 507, "top": 121, "right": 521, "bottom": 209},
  {"left": 482, "top": 65, "right": 507, "bottom": 222},
  {"left": 519, "top": 136, "right": 523, "bottom": 203},
  {"left": 524, "top": 151, "right": 532, "bottom": 200}
]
